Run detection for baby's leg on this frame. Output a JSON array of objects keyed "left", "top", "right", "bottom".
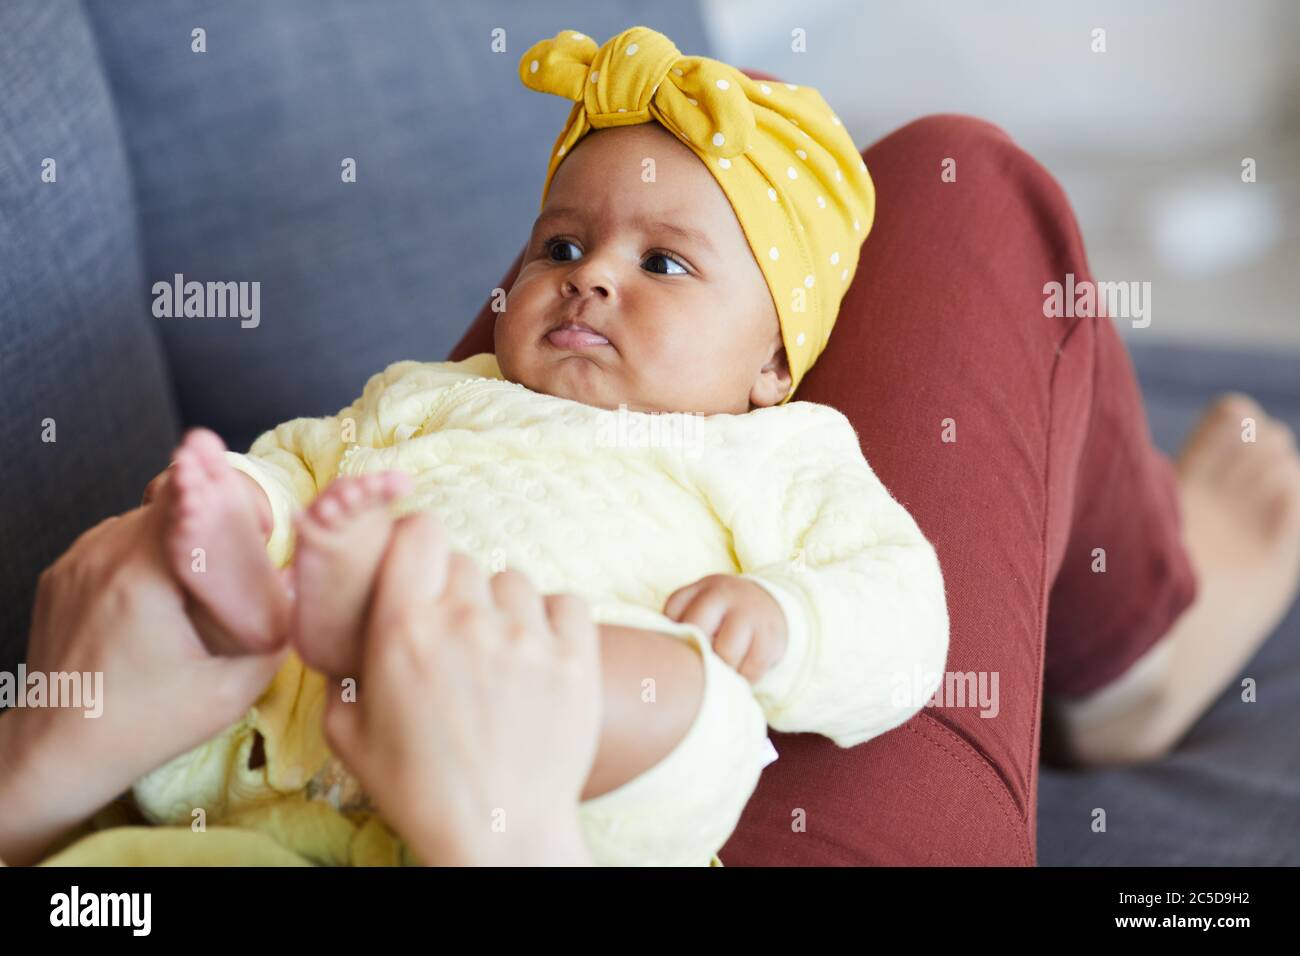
[
  {"left": 291, "top": 472, "right": 414, "bottom": 677},
  {"left": 160, "top": 428, "right": 288, "bottom": 654}
]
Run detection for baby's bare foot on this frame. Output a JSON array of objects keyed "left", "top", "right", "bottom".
[
  {"left": 291, "top": 472, "right": 414, "bottom": 677},
  {"left": 162, "top": 428, "right": 288, "bottom": 654}
]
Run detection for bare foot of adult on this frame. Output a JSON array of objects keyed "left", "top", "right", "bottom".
[
  {"left": 1152, "top": 393, "right": 1300, "bottom": 741},
  {"left": 1177, "top": 392, "right": 1300, "bottom": 626},
  {"left": 291, "top": 472, "right": 414, "bottom": 678},
  {"left": 161, "top": 428, "right": 289, "bottom": 654}
]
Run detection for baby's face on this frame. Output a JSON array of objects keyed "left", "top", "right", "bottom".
[{"left": 497, "top": 122, "right": 790, "bottom": 415}]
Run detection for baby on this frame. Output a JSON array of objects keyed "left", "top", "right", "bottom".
[{"left": 126, "top": 26, "right": 949, "bottom": 867}]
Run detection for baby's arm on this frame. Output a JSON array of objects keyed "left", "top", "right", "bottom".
[{"left": 694, "top": 406, "right": 951, "bottom": 748}]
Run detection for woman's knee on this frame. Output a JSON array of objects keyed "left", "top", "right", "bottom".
[
  {"left": 871, "top": 112, "right": 1066, "bottom": 203},
  {"left": 886, "top": 112, "right": 1016, "bottom": 154}
]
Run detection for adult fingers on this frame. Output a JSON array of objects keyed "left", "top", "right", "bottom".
[
  {"left": 368, "top": 511, "right": 450, "bottom": 649},
  {"left": 322, "top": 686, "right": 363, "bottom": 769},
  {"left": 443, "top": 550, "right": 493, "bottom": 609},
  {"left": 543, "top": 593, "right": 599, "bottom": 659},
  {"left": 140, "top": 465, "right": 175, "bottom": 506},
  {"left": 489, "top": 568, "right": 550, "bottom": 641},
  {"left": 195, "top": 644, "right": 292, "bottom": 727}
]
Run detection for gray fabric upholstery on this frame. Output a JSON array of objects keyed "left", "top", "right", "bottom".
[
  {"left": 82, "top": 0, "right": 714, "bottom": 453},
  {"left": 1037, "top": 339, "right": 1300, "bottom": 865},
  {"left": 0, "top": 1, "right": 179, "bottom": 674}
]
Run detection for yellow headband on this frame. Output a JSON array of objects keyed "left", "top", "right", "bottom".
[{"left": 519, "top": 26, "right": 875, "bottom": 402}]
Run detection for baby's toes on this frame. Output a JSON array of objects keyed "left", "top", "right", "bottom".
[
  {"left": 356, "top": 471, "right": 411, "bottom": 503},
  {"left": 185, "top": 428, "right": 230, "bottom": 476},
  {"left": 358, "top": 473, "right": 386, "bottom": 497},
  {"left": 170, "top": 450, "right": 207, "bottom": 513},
  {"left": 336, "top": 479, "right": 367, "bottom": 515},
  {"left": 378, "top": 470, "right": 414, "bottom": 499},
  {"left": 309, "top": 488, "right": 346, "bottom": 527}
]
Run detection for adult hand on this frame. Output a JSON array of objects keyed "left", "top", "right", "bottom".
[
  {"left": 323, "top": 512, "right": 602, "bottom": 866},
  {"left": 0, "top": 502, "right": 288, "bottom": 865}
]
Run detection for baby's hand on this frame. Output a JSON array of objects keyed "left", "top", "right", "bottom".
[{"left": 663, "top": 575, "right": 788, "bottom": 684}]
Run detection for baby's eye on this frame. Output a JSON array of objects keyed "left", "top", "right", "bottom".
[
  {"left": 546, "top": 238, "right": 582, "bottom": 262},
  {"left": 642, "top": 252, "right": 689, "bottom": 276}
]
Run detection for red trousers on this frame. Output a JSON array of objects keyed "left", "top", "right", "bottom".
[{"left": 450, "top": 113, "right": 1198, "bottom": 866}]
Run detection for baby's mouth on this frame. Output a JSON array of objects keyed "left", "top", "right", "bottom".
[{"left": 545, "top": 321, "right": 611, "bottom": 351}]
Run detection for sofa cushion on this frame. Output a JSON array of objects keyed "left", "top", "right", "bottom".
[
  {"left": 84, "top": 0, "right": 715, "bottom": 452},
  {"left": 0, "top": 0, "right": 179, "bottom": 673}
]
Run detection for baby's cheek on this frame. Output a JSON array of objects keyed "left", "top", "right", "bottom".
[
  {"left": 495, "top": 296, "right": 539, "bottom": 352},
  {"left": 647, "top": 324, "right": 709, "bottom": 370}
]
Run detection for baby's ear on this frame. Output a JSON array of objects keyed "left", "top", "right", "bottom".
[{"left": 751, "top": 345, "right": 793, "bottom": 409}]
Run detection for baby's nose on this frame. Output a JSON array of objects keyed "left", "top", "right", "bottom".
[{"left": 565, "top": 276, "right": 611, "bottom": 299}]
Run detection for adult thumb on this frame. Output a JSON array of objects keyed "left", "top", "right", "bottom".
[
  {"left": 322, "top": 687, "right": 363, "bottom": 766},
  {"left": 201, "top": 646, "right": 291, "bottom": 720}
]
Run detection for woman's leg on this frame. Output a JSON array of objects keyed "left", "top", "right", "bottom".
[
  {"left": 452, "top": 114, "right": 1203, "bottom": 864},
  {"left": 718, "top": 114, "right": 1200, "bottom": 865}
]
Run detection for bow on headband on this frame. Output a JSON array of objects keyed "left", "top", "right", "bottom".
[{"left": 521, "top": 27, "right": 755, "bottom": 161}]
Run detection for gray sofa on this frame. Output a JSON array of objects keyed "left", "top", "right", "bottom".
[
  {"left": 1, "top": 0, "right": 691, "bottom": 660},
  {"left": 2, "top": 0, "right": 1296, "bottom": 864}
]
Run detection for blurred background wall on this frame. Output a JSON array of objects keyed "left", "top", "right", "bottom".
[{"left": 705, "top": 0, "right": 1300, "bottom": 349}]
